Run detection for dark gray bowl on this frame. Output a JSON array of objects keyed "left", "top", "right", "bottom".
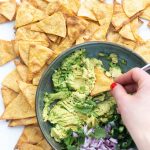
[{"left": 36, "top": 42, "right": 147, "bottom": 150}]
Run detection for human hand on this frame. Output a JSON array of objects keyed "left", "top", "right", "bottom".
[{"left": 111, "top": 68, "right": 150, "bottom": 150}]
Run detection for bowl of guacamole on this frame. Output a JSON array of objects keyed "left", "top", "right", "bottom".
[{"left": 36, "top": 42, "right": 147, "bottom": 150}]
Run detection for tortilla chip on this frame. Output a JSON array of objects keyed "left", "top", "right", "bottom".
[
  {"left": 16, "top": 27, "right": 49, "bottom": 44},
  {"left": 119, "top": 22, "right": 136, "bottom": 41},
  {"left": 140, "top": 6, "right": 150, "bottom": 20},
  {"left": 28, "top": 44, "right": 53, "bottom": 73},
  {"left": 91, "top": 67, "right": 113, "bottom": 96},
  {"left": 47, "top": 34, "right": 58, "bottom": 42},
  {"left": 77, "top": 2, "right": 97, "bottom": 21},
  {"left": 16, "top": 125, "right": 43, "bottom": 148},
  {"left": 67, "top": 16, "right": 88, "bottom": 41},
  {"left": 1, "top": 86, "right": 18, "bottom": 107},
  {"left": 91, "top": 3, "right": 113, "bottom": 40},
  {"left": 24, "top": 23, "right": 43, "bottom": 32},
  {"left": 47, "top": 53, "right": 58, "bottom": 65},
  {"left": 0, "top": 0, "right": 16, "bottom": 21},
  {"left": 19, "top": 143, "right": 43, "bottom": 150},
  {"left": 0, "top": 14, "right": 8, "bottom": 23},
  {"left": 123, "top": 0, "right": 150, "bottom": 17},
  {"left": 37, "top": 12, "right": 66, "bottom": 37},
  {"left": 15, "top": 60, "right": 28, "bottom": 82},
  {"left": 112, "top": 2, "right": 130, "bottom": 30},
  {"left": 18, "top": 81, "right": 37, "bottom": 109},
  {"left": 24, "top": 0, "right": 48, "bottom": 11},
  {"left": 76, "top": 22, "right": 100, "bottom": 44},
  {"left": 16, "top": 1, "right": 46, "bottom": 28},
  {"left": 134, "top": 40, "right": 150, "bottom": 62},
  {"left": 117, "top": 36, "right": 136, "bottom": 49},
  {"left": 0, "top": 40, "right": 16, "bottom": 66},
  {"left": 32, "top": 65, "right": 48, "bottom": 86},
  {"left": 8, "top": 117, "right": 37, "bottom": 127},
  {"left": 0, "top": 93, "right": 35, "bottom": 120},
  {"left": 17, "top": 41, "right": 49, "bottom": 66},
  {"left": 2, "top": 69, "right": 22, "bottom": 92},
  {"left": 130, "top": 18, "right": 143, "bottom": 42},
  {"left": 37, "top": 139, "right": 52, "bottom": 150}
]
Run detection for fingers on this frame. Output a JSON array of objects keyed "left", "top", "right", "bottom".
[
  {"left": 124, "top": 83, "right": 138, "bottom": 94},
  {"left": 111, "top": 83, "right": 131, "bottom": 107},
  {"left": 115, "top": 68, "right": 149, "bottom": 85}
]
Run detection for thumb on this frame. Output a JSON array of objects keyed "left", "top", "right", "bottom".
[{"left": 111, "top": 83, "right": 130, "bottom": 107}]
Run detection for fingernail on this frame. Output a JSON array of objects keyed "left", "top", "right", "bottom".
[{"left": 110, "top": 82, "right": 117, "bottom": 90}]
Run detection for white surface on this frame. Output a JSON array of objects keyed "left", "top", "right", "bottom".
[{"left": 0, "top": 1, "right": 150, "bottom": 150}]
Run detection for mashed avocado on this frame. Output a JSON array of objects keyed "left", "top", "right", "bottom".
[{"left": 43, "top": 50, "right": 118, "bottom": 142}]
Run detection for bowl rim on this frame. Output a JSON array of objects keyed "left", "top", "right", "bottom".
[{"left": 36, "top": 41, "right": 147, "bottom": 149}]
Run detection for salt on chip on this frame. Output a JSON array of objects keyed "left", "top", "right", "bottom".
[
  {"left": 91, "top": 67, "right": 113, "bottom": 96},
  {"left": 16, "top": 1, "right": 47, "bottom": 28},
  {"left": 32, "top": 65, "right": 48, "bottom": 86},
  {"left": 140, "top": 6, "right": 150, "bottom": 20},
  {"left": 76, "top": 22, "right": 100, "bottom": 44},
  {"left": 8, "top": 117, "right": 37, "bottom": 127},
  {"left": 135, "top": 40, "right": 150, "bottom": 62},
  {"left": 15, "top": 60, "right": 28, "bottom": 82},
  {"left": 0, "top": 0, "right": 16, "bottom": 20},
  {"left": 16, "top": 27, "right": 49, "bottom": 44},
  {"left": 0, "top": 40, "right": 16, "bottom": 66},
  {"left": 16, "top": 125, "right": 43, "bottom": 148},
  {"left": 18, "top": 81, "right": 37, "bottom": 109},
  {"left": 37, "top": 139, "right": 52, "bottom": 150},
  {"left": 37, "top": 12, "right": 66, "bottom": 38},
  {"left": 1, "top": 86, "right": 18, "bottom": 107},
  {"left": 123, "top": 0, "right": 150, "bottom": 17},
  {"left": 19, "top": 143, "right": 43, "bottom": 150},
  {"left": 28, "top": 44, "right": 53, "bottom": 73},
  {"left": 2, "top": 69, "right": 22, "bottom": 93},
  {"left": 0, "top": 93, "right": 35, "bottom": 120},
  {"left": 112, "top": 2, "right": 130, "bottom": 30}
]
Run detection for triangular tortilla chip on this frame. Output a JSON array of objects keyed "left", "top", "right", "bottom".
[
  {"left": 91, "top": 67, "right": 113, "bottom": 96},
  {"left": 15, "top": 60, "right": 28, "bottom": 82},
  {"left": 123, "top": 0, "right": 150, "bottom": 17},
  {"left": 8, "top": 117, "right": 37, "bottom": 127},
  {"left": 67, "top": 16, "right": 88, "bottom": 41},
  {"left": 37, "top": 139, "right": 52, "bottom": 150},
  {"left": 112, "top": 2, "right": 130, "bottom": 30},
  {"left": 0, "top": 93, "right": 35, "bottom": 120},
  {"left": 2, "top": 69, "right": 22, "bottom": 92},
  {"left": 1, "top": 86, "right": 18, "bottom": 107},
  {"left": 77, "top": 1, "right": 97, "bottom": 21},
  {"left": 24, "top": 23, "right": 43, "bottom": 32},
  {"left": 18, "top": 81, "right": 37, "bottom": 109},
  {"left": 32, "top": 65, "right": 48, "bottom": 86},
  {"left": 91, "top": 3, "right": 113, "bottom": 40},
  {"left": 16, "top": 1, "right": 46, "bottom": 28},
  {"left": 37, "top": 12, "right": 66, "bottom": 37},
  {"left": 16, "top": 27, "right": 49, "bottom": 44},
  {"left": 140, "top": 6, "right": 150, "bottom": 20},
  {"left": 19, "top": 143, "right": 43, "bottom": 150},
  {"left": 135, "top": 40, "right": 150, "bottom": 62},
  {"left": 29, "top": 44, "right": 53, "bottom": 73},
  {"left": 17, "top": 41, "right": 49, "bottom": 66},
  {"left": 119, "top": 23, "right": 136, "bottom": 41},
  {"left": 16, "top": 125, "right": 43, "bottom": 148},
  {"left": 76, "top": 22, "right": 100, "bottom": 44},
  {"left": 0, "top": 0, "right": 16, "bottom": 20},
  {"left": 0, "top": 40, "right": 16, "bottom": 66}
]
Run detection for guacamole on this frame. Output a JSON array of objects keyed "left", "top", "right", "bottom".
[{"left": 43, "top": 50, "right": 120, "bottom": 142}]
